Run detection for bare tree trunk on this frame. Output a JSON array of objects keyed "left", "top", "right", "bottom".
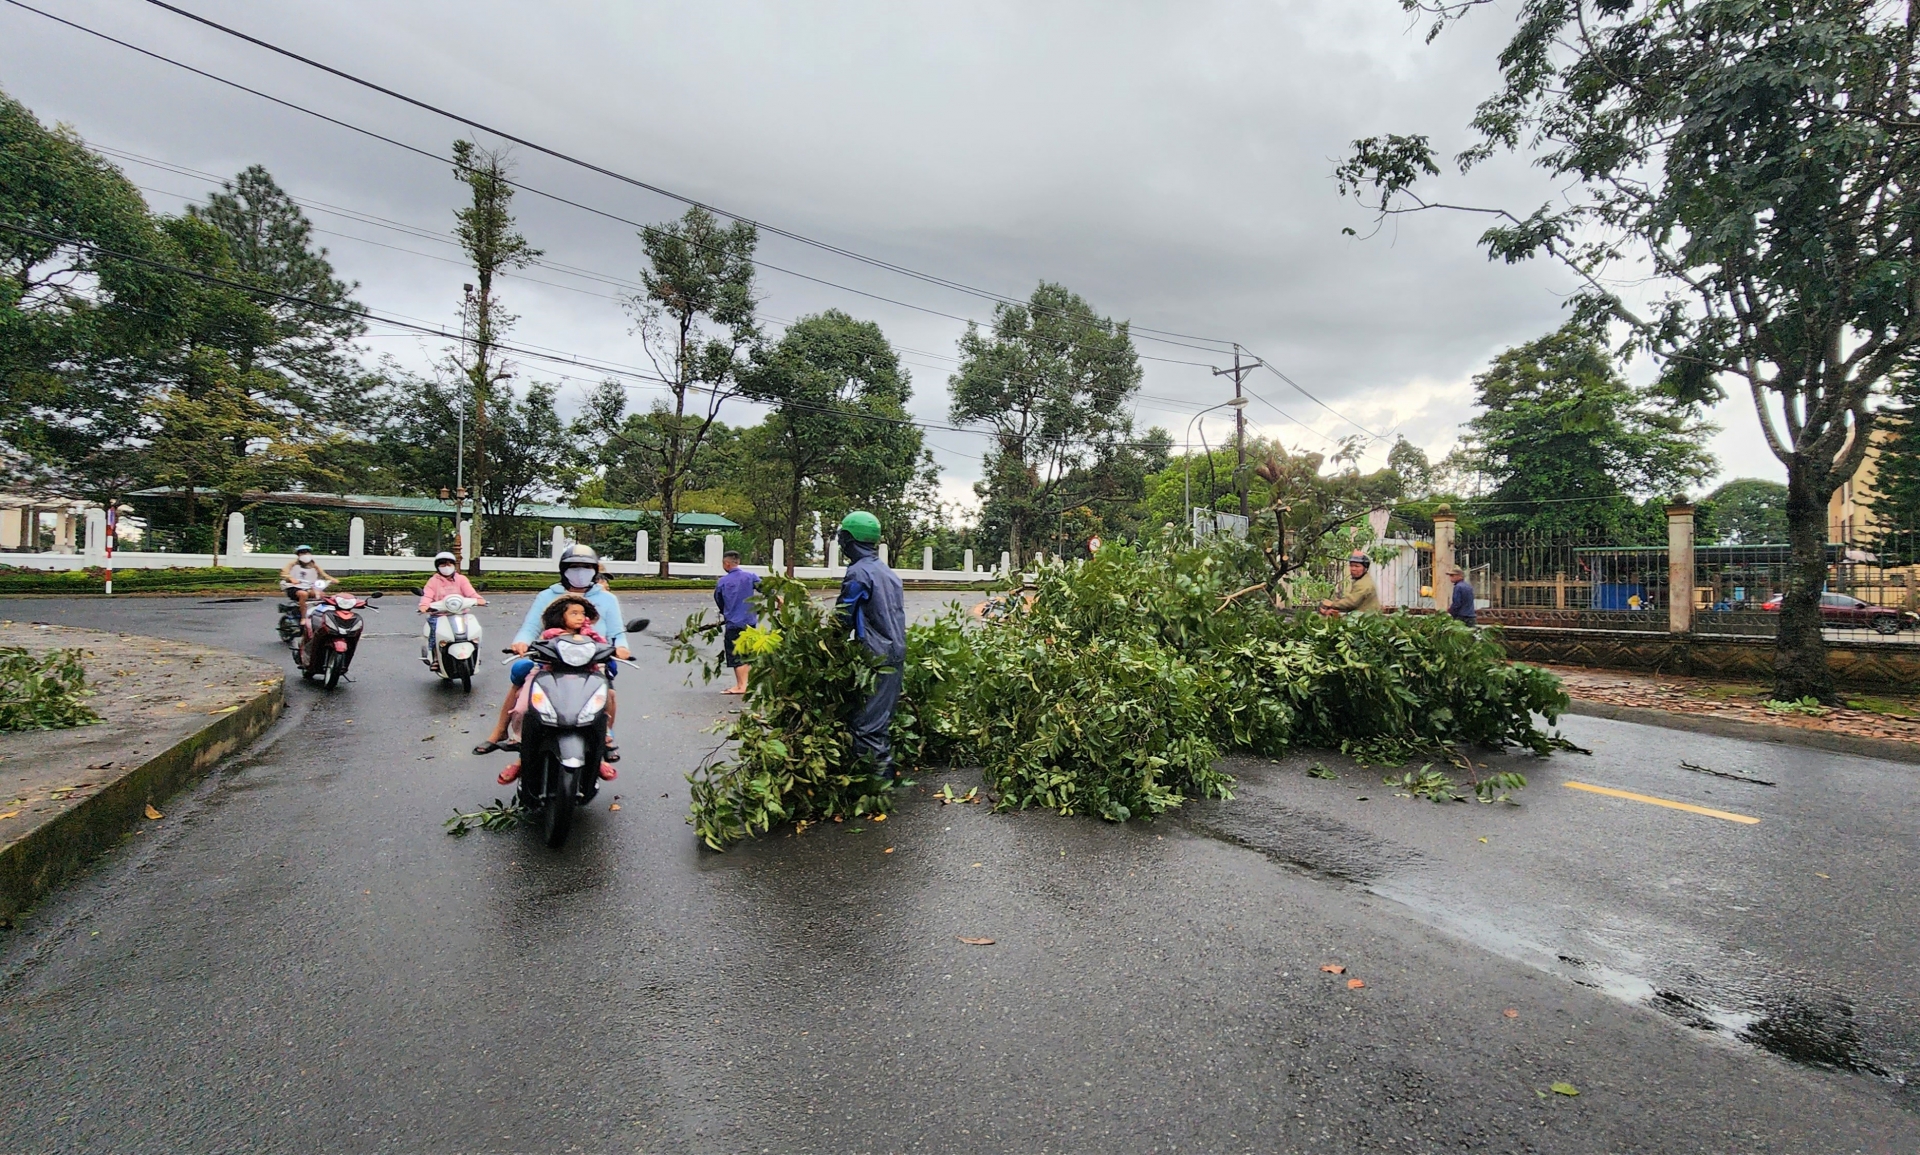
[
  {"left": 786, "top": 470, "right": 803, "bottom": 579},
  {"left": 1775, "top": 465, "right": 1837, "bottom": 702}
]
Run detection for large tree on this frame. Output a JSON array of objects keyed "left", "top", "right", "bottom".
[
  {"left": 1456, "top": 325, "right": 1716, "bottom": 537},
  {"left": 627, "top": 206, "right": 759, "bottom": 575},
  {"left": 949, "top": 282, "right": 1143, "bottom": 565},
  {"left": 1339, "top": 0, "right": 1920, "bottom": 701},
  {"left": 0, "top": 86, "right": 176, "bottom": 501},
  {"left": 451, "top": 140, "right": 541, "bottom": 570},
  {"left": 1701, "top": 478, "right": 1791, "bottom": 545},
  {"left": 188, "top": 165, "right": 365, "bottom": 422},
  {"left": 738, "top": 310, "right": 921, "bottom": 573}
]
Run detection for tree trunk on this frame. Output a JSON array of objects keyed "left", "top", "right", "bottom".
[
  {"left": 1774, "top": 465, "right": 1836, "bottom": 702},
  {"left": 786, "top": 474, "right": 802, "bottom": 578}
]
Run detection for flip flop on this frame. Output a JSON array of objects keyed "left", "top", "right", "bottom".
[{"left": 472, "top": 740, "right": 502, "bottom": 755}]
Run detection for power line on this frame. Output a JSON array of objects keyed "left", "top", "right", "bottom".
[
  {"left": 0, "top": 220, "right": 1206, "bottom": 467},
  {"left": 128, "top": 0, "right": 1240, "bottom": 353}
]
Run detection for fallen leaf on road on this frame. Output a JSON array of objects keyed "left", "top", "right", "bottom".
[
  {"left": 970, "top": 863, "right": 983, "bottom": 868},
  {"left": 208, "top": 705, "right": 239, "bottom": 715},
  {"left": 956, "top": 936, "right": 995, "bottom": 946},
  {"left": 1347, "top": 978, "right": 1365, "bottom": 989},
  {"left": 1478, "top": 837, "right": 1489, "bottom": 844},
  {"left": 1814, "top": 872, "right": 1830, "bottom": 879},
  {"left": 1550, "top": 1082, "right": 1579, "bottom": 1097},
  {"left": 1503, "top": 1008, "right": 1519, "bottom": 1018},
  {"left": 420, "top": 734, "right": 435, "bottom": 742},
  {"left": 609, "top": 804, "right": 621, "bottom": 811},
  {"left": 884, "top": 847, "right": 894, "bottom": 854},
  {"left": 872, "top": 813, "right": 886, "bottom": 822},
  {"left": 1320, "top": 964, "right": 1346, "bottom": 974},
  {"left": 143, "top": 804, "right": 163, "bottom": 820},
  {"left": 0, "top": 811, "right": 18, "bottom": 821}
]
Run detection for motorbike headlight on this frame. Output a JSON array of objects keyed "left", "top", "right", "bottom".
[
  {"left": 578, "top": 685, "right": 608, "bottom": 721},
  {"left": 528, "top": 683, "right": 559, "bottom": 724}
]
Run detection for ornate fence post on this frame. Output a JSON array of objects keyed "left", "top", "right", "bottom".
[
  {"left": 1431, "top": 505, "right": 1457, "bottom": 611},
  {"left": 1667, "top": 501, "right": 1695, "bottom": 635}
]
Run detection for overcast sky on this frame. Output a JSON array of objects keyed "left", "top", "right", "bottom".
[{"left": 1, "top": 0, "right": 1785, "bottom": 509}]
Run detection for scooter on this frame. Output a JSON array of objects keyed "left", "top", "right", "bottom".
[
  {"left": 504, "top": 617, "right": 647, "bottom": 848},
  {"left": 288, "top": 586, "right": 382, "bottom": 689},
  {"left": 420, "top": 593, "right": 483, "bottom": 691}
]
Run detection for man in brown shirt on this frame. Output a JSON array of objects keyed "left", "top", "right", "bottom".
[{"left": 1321, "top": 553, "right": 1380, "bottom": 615}]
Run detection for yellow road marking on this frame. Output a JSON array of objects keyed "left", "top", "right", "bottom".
[{"left": 1563, "top": 781, "right": 1760, "bottom": 825}]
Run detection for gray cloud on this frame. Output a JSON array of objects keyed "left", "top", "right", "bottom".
[{"left": 1, "top": 0, "right": 1778, "bottom": 502}]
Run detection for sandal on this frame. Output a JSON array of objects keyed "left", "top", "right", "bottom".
[
  {"left": 598, "top": 762, "right": 618, "bottom": 781},
  {"left": 497, "top": 761, "right": 521, "bottom": 785},
  {"left": 472, "top": 740, "right": 502, "bottom": 755}
]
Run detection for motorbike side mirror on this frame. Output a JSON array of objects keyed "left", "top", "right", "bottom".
[
  {"left": 627, "top": 618, "right": 650, "bottom": 633},
  {"left": 412, "top": 587, "right": 425, "bottom": 597},
  {"left": 369, "top": 591, "right": 385, "bottom": 599}
]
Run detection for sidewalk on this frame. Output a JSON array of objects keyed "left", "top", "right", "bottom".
[
  {"left": 0, "top": 622, "right": 282, "bottom": 922},
  {"left": 1547, "top": 663, "right": 1920, "bottom": 761}
]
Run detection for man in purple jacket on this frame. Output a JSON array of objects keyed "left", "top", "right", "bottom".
[{"left": 714, "top": 551, "right": 760, "bottom": 694}]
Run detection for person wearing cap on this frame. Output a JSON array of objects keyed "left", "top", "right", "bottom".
[
  {"left": 279, "top": 545, "right": 334, "bottom": 616},
  {"left": 1445, "top": 564, "right": 1477, "bottom": 626},
  {"left": 834, "top": 510, "right": 907, "bottom": 783},
  {"left": 418, "top": 550, "right": 487, "bottom": 655},
  {"left": 1320, "top": 552, "right": 1381, "bottom": 615}
]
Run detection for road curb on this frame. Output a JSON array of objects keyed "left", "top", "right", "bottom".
[
  {"left": 1563, "top": 697, "right": 1920, "bottom": 765},
  {"left": 0, "top": 673, "right": 284, "bottom": 924}
]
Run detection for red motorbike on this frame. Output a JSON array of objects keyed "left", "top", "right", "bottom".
[{"left": 287, "top": 587, "right": 383, "bottom": 689}]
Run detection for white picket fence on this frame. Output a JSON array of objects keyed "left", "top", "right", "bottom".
[{"left": 5, "top": 509, "right": 1007, "bottom": 584}]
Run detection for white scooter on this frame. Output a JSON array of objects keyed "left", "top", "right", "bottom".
[{"left": 421, "top": 594, "right": 483, "bottom": 691}]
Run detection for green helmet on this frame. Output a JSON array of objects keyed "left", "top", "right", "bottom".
[{"left": 839, "top": 510, "right": 882, "bottom": 543}]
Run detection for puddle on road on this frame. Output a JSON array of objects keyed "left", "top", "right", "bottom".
[{"left": 1377, "top": 885, "right": 1908, "bottom": 1089}]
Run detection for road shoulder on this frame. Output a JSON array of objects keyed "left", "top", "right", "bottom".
[
  {"left": 1550, "top": 663, "right": 1920, "bottom": 765},
  {"left": 0, "top": 622, "right": 282, "bottom": 923}
]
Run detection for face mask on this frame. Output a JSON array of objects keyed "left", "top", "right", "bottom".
[
  {"left": 564, "top": 567, "right": 597, "bottom": 589},
  {"left": 296, "top": 554, "right": 313, "bottom": 563},
  {"left": 437, "top": 564, "right": 456, "bottom": 577}
]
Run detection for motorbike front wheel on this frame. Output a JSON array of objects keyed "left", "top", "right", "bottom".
[
  {"left": 324, "top": 650, "right": 343, "bottom": 690},
  {"left": 544, "top": 764, "right": 578, "bottom": 848},
  {"left": 461, "top": 674, "right": 472, "bottom": 692}
]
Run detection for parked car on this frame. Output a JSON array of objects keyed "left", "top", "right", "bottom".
[{"left": 1760, "top": 592, "right": 1918, "bottom": 634}]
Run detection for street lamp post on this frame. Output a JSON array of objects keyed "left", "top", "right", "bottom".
[{"left": 1185, "top": 396, "right": 1249, "bottom": 543}]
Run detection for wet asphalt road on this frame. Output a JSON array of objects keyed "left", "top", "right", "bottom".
[{"left": 1, "top": 592, "right": 1916, "bottom": 1153}]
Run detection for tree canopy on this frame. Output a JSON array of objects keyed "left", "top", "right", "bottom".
[{"left": 1339, "top": 0, "right": 1920, "bottom": 700}]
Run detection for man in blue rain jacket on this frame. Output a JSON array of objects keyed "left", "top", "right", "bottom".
[{"left": 834, "top": 510, "right": 906, "bottom": 783}]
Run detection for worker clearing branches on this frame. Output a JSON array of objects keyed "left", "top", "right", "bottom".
[
  {"left": 834, "top": 510, "right": 906, "bottom": 787},
  {"left": 1320, "top": 552, "right": 1380, "bottom": 616}
]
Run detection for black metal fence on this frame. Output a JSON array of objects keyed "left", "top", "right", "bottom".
[{"left": 1459, "top": 523, "right": 1920, "bottom": 644}]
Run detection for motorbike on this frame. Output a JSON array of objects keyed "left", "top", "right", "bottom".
[
  {"left": 284, "top": 584, "right": 383, "bottom": 689},
  {"left": 505, "top": 617, "right": 647, "bottom": 848},
  {"left": 419, "top": 593, "right": 483, "bottom": 691}
]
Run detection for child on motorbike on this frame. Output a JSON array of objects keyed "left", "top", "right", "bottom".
[{"left": 475, "top": 595, "right": 619, "bottom": 786}]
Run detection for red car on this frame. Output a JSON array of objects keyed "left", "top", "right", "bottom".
[{"left": 1760, "top": 592, "right": 1917, "bottom": 635}]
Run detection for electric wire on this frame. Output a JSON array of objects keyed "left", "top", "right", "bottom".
[
  {"left": 7, "top": 2, "right": 1380, "bottom": 452},
  {"left": 127, "top": 0, "right": 1242, "bottom": 353}
]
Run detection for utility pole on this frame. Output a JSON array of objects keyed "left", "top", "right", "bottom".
[
  {"left": 463, "top": 282, "right": 487, "bottom": 575},
  {"left": 1212, "top": 345, "right": 1256, "bottom": 520}
]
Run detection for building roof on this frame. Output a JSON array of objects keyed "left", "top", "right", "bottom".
[{"left": 126, "top": 489, "right": 739, "bottom": 530}]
